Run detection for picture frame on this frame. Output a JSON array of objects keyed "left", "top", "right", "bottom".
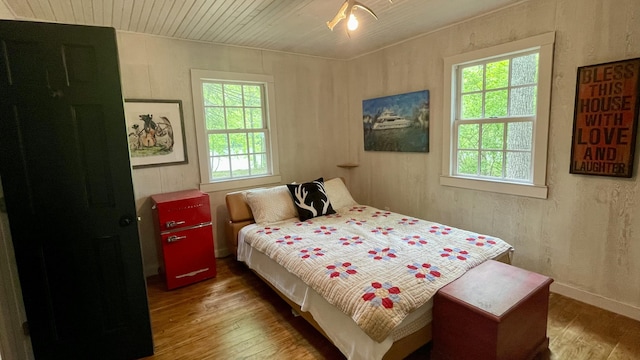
[
  {"left": 570, "top": 57, "right": 640, "bottom": 177},
  {"left": 124, "top": 99, "right": 188, "bottom": 169},
  {"left": 362, "top": 90, "right": 430, "bottom": 153}
]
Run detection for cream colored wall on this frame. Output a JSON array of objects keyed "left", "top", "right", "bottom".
[
  {"left": 347, "top": 0, "right": 640, "bottom": 318},
  {"left": 116, "top": 32, "right": 351, "bottom": 276}
]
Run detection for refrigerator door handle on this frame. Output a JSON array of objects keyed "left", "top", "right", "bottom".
[
  {"left": 167, "top": 235, "right": 187, "bottom": 243},
  {"left": 166, "top": 220, "right": 186, "bottom": 228}
]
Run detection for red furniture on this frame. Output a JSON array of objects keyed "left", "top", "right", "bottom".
[
  {"left": 151, "top": 190, "right": 216, "bottom": 290},
  {"left": 432, "top": 260, "right": 553, "bottom": 360}
]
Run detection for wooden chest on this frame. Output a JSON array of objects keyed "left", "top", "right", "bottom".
[
  {"left": 432, "top": 260, "right": 553, "bottom": 360},
  {"left": 151, "top": 190, "right": 216, "bottom": 290}
]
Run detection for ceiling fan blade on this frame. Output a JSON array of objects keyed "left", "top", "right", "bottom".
[{"left": 353, "top": 2, "right": 378, "bottom": 20}]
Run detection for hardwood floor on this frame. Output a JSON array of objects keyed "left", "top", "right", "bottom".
[{"left": 141, "top": 256, "right": 640, "bottom": 360}]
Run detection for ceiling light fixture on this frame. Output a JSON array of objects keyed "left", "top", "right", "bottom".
[
  {"left": 347, "top": 13, "right": 359, "bottom": 31},
  {"left": 327, "top": 0, "right": 392, "bottom": 33}
]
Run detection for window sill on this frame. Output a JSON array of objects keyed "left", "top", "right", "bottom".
[
  {"left": 199, "top": 175, "right": 282, "bottom": 193},
  {"left": 440, "top": 175, "right": 548, "bottom": 199}
]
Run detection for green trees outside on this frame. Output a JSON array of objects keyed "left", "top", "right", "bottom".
[
  {"left": 456, "top": 53, "right": 538, "bottom": 179},
  {"left": 202, "top": 82, "right": 268, "bottom": 179}
]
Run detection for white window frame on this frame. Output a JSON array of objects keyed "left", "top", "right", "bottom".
[
  {"left": 191, "top": 69, "right": 280, "bottom": 192},
  {"left": 441, "top": 32, "right": 555, "bottom": 199}
]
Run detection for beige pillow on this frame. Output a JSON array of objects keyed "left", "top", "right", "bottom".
[
  {"left": 324, "top": 178, "right": 358, "bottom": 210},
  {"left": 244, "top": 185, "right": 297, "bottom": 224}
]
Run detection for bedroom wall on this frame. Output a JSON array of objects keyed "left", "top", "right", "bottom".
[
  {"left": 116, "top": 32, "right": 351, "bottom": 276},
  {"left": 346, "top": 0, "right": 640, "bottom": 320}
]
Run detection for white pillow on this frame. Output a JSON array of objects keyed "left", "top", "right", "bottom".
[
  {"left": 324, "top": 178, "right": 358, "bottom": 210},
  {"left": 244, "top": 185, "right": 297, "bottom": 224}
]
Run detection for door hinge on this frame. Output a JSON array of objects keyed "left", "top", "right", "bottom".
[{"left": 22, "top": 321, "right": 29, "bottom": 336}]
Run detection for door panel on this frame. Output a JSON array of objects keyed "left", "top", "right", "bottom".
[{"left": 0, "top": 20, "right": 153, "bottom": 359}]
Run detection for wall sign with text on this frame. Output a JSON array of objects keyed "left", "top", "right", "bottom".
[{"left": 570, "top": 58, "right": 640, "bottom": 177}]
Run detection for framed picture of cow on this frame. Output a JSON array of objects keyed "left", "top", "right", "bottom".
[{"left": 124, "top": 99, "right": 188, "bottom": 169}]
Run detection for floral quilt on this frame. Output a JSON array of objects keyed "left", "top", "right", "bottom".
[{"left": 243, "top": 205, "right": 513, "bottom": 342}]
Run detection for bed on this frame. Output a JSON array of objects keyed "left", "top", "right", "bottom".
[{"left": 225, "top": 178, "right": 513, "bottom": 360}]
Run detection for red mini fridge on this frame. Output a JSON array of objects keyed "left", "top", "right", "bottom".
[{"left": 151, "top": 189, "right": 217, "bottom": 290}]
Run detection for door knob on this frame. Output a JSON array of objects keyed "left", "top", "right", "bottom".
[{"left": 119, "top": 215, "right": 135, "bottom": 227}]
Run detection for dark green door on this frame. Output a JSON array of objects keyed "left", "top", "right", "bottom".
[{"left": 0, "top": 20, "right": 153, "bottom": 359}]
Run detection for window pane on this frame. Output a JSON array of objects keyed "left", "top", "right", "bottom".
[
  {"left": 230, "top": 155, "right": 250, "bottom": 177},
  {"left": 210, "top": 156, "right": 230, "bottom": 180},
  {"left": 249, "top": 132, "right": 266, "bottom": 153},
  {"left": 226, "top": 108, "right": 245, "bottom": 129},
  {"left": 229, "top": 133, "right": 247, "bottom": 154},
  {"left": 208, "top": 134, "right": 228, "bottom": 156},
  {"left": 510, "top": 86, "right": 537, "bottom": 116},
  {"left": 481, "top": 123, "right": 504, "bottom": 150},
  {"left": 486, "top": 60, "right": 509, "bottom": 90},
  {"left": 506, "top": 152, "right": 531, "bottom": 180},
  {"left": 224, "top": 84, "right": 243, "bottom": 106},
  {"left": 244, "top": 85, "right": 262, "bottom": 107},
  {"left": 245, "top": 108, "right": 264, "bottom": 129},
  {"left": 485, "top": 90, "right": 508, "bottom": 117},
  {"left": 511, "top": 53, "right": 538, "bottom": 86},
  {"left": 480, "top": 151, "right": 503, "bottom": 177},
  {"left": 461, "top": 65, "right": 483, "bottom": 93},
  {"left": 205, "top": 107, "right": 225, "bottom": 130},
  {"left": 251, "top": 153, "right": 268, "bottom": 175},
  {"left": 507, "top": 122, "right": 532, "bottom": 150},
  {"left": 458, "top": 123, "right": 479, "bottom": 149},
  {"left": 203, "top": 83, "right": 223, "bottom": 106},
  {"left": 461, "top": 93, "right": 483, "bottom": 119},
  {"left": 457, "top": 150, "right": 478, "bottom": 175}
]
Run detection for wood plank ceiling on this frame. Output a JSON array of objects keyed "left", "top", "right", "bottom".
[{"left": 2, "top": 0, "right": 525, "bottom": 59}]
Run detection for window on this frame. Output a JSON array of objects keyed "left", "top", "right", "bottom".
[
  {"left": 191, "top": 70, "right": 280, "bottom": 192},
  {"left": 441, "top": 33, "right": 555, "bottom": 199}
]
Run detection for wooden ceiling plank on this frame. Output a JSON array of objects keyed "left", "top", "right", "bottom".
[
  {"left": 4, "top": 0, "right": 34, "bottom": 18},
  {"left": 192, "top": 0, "right": 245, "bottom": 41},
  {"left": 81, "top": 0, "right": 94, "bottom": 23},
  {"left": 46, "top": 0, "right": 69, "bottom": 22},
  {"left": 137, "top": 0, "right": 155, "bottom": 33},
  {"left": 147, "top": 0, "right": 169, "bottom": 34},
  {"left": 173, "top": 0, "right": 208, "bottom": 38},
  {"left": 69, "top": 0, "right": 85, "bottom": 23},
  {"left": 222, "top": 0, "right": 287, "bottom": 46},
  {"left": 255, "top": 0, "right": 323, "bottom": 49},
  {"left": 92, "top": 0, "right": 103, "bottom": 25},
  {"left": 161, "top": 0, "right": 193, "bottom": 37},
  {"left": 128, "top": 0, "right": 145, "bottom": 32},
  {"left": 251, "top": 0, "right": 317, "bottom": 48},
  {"left": 209, "top": 0, "right": 265, "bottom": 43},
  {"left": 102, "top": 0, "right": 113, "bottom": 27},
  {"left": 58, "top": 0, "right": 75, "bottom": 23},
  {"left": 183, "top": 0, "right": 223, "bottom": 40},
  {"left": 203, "top": 0, "right": 255, "bottom": 42},
  {"left": 111, "top": 0, "right": 123, "bottom": 28},
  {"left": 119, "top": 0, "right": 134, "bottom": 30},
  {"left": 25, "top": 0, "right": 47, "bottom": 19},
  {"left": 36, "top": 0, "right": 56, "bottom": 19}
]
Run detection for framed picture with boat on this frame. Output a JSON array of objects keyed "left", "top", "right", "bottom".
[{"left": 362, "top": 90, "right": 430, "bottom": 152}]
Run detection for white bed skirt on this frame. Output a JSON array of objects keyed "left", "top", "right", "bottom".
[{"left": 238, "top": 224, "right": 432, "bottom": 360}]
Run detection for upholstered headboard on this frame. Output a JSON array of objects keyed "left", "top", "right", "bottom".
[
  {"left": 224, "top": 190, "right": 256, "bottom": 257},
  {"left": 224, "top": 177, "right": 354, "bottom": 257}
]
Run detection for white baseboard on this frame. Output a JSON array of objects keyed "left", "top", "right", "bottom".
[
  {"left": 215, "top": 247, "right": 230, "bottom": 258},
  {"left": 551, "top": 282, "right": 640, "bottom": 322}
]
